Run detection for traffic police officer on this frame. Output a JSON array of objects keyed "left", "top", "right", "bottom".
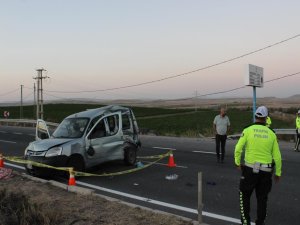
[
  {"left": 294, "top": 110, "right": 300, "bottom": 151},
  {"left": 234, "top": 106, "right": 282, "bottom": 225}
]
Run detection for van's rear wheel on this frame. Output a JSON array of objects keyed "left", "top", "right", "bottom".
[
  {"left": 124, "top": 145, "right": 137, "bottom": 166},
  {"left": 67, "top": 155, "right": 85, "bottom": 172}
]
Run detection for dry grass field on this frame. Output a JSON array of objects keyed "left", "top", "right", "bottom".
[{"left": 0, "top": 170, "right": 194, "bottom": 225}]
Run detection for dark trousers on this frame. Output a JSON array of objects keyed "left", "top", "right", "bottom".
[
  {"left": 215, "top": 134, "right": 227, "bottom": 161},
  {"left": 295, "top": 132, "right": 300, "bottom": 150},
  {"left": 239, "top": 166, "right": 272, "bottom": 225}
]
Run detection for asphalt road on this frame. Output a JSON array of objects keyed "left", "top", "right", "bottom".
[{"left": 0, "top": 126, "right": 299, "bottom": 225}]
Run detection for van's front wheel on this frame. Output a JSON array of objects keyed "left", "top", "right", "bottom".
[
  {"left": 67, "top": 155, "right": 85, "bottom": 172},
  {"left": 124, "top": 145, "right": 137, "bottom": 166}
]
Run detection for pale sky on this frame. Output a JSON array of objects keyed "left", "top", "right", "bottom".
[{"left": 1, "top": 0, "right": 300, "bottom": 103}]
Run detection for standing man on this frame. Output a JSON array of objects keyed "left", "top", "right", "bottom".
[
  {"left": 213, "top": 107, "right": 230, "bottom": 163},
  {"left": 294, "top": 109, "right": 300, "bottom": 151},
  {"left": 234, "top": 106, "right": 282, "bottom": 225}
]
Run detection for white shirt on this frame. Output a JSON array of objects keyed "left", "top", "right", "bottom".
[{"left": 213, "top": 115, "right": 230, "bottom": 135}]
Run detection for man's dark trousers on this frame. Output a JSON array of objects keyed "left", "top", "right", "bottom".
[
  {"left": 295, "top": 130, "right": 300, "bottom": 151},
  {"left": 215, "top": 134, "right": 227, "bottom": 162},
  {"left": 239, "top": 166, "right": 272, "bottom": 225}
]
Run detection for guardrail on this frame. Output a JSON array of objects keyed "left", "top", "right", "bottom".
[
  {"left": 273, "top": 128, "right": 296, "bottom": 135},
  {"left": 0, "top": 119, "right": 59, "bottom": 128},
  {"left": 226, "top": 129, "right": 297, "bottom": 141}
]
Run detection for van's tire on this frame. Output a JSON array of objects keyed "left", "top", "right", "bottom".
[
  {"left": 67, "top": 155, "right": 85, "bottom": 172},
  {"left": 124, "top": 144, "right": 137, "bottom": 166}
]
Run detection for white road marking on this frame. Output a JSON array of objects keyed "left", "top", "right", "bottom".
[
  {"left": 4, "top": 162, "right": 25, "bottom": 170},
  {"left": 152, "top": 147, "right": 176, "bottom": 151},
  {"left": 0, "top": 140, "right": 16, "bottom": 144},
  {"left": 193, "top": 150, "right": 216, "bottom": 155},
  {"left": 141, "top": 160, "right": 188, "bottom": 169},
  {"left": 77, "top": 181, "right": 253, "bottom": 224},
  {"left": 5, "top": 162, "right": 254, "bottom": 225},
  {"left": 13, "top": 132, "right": 23, "bottom": 135}
]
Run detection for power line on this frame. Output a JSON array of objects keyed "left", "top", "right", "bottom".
[
  {"left": 265, "top": 72, "right": 300, "bottom": 83},
  {"left": 0, "top": 88, "right": 20, "bottom": 97},
  {"left": 43, "top": 92, "right": 93, "bottom": 104},
  {"left": 43, "top": 92, "right": 73, "bottom": 100},
  {"left": 196, "top": 71, "right": 300, "bottom": 98},
  {"left": 44, "top": 34, "right": 300, "bottom": 94},
  {"left": 23, "top": 91, "right": 34, "bottom": 100},
  {"left": 23, "top": 86, "right": 34, "bottom": 90},
  {"left": 197, "top": 86, "right": 246, "bottom": 98},
  {"left": 42, "top": 71, "right": 300, "bottom": 104}
]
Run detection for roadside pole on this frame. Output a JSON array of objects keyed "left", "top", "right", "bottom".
[
  {"left": 253, "top": 86, "right": 256, "bottom": 122},
  {"left": 245, "top": 64, "right": 263, "bottom": 122},
  {"left": 34, "top": 68, "right": 48, "bottom": 120},
  {"left": 198, "top": 172, "right": 203, "bottom": 224},
  {"left": 20, "top": 84, "right": 23, "bottom": 119}
]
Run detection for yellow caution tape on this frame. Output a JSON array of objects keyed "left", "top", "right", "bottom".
[
  {"left": 3, "top": 151, "right": 172, "bottom": 177},
  {"left": 73, "top": 156, "right": 164, "bottom": 177},
  {"left": 5, "top": 156, "right": 72, "bottom": 172}
]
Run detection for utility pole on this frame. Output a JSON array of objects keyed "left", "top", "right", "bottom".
[
  {"left": 34, "top": 68, "right": 49, "bottom": 120},
  {"left": 20, "top": 85, "right": 23, "bottom": 119},
  {"left": 33, "top": 83, "right": 36, "bottom": 119},
  {"left": 194, "top": 90, "right": 198, "bottom": 112}
]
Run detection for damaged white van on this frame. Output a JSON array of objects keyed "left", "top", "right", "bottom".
[{"left": 24, "top": 105, "right": 141, "bottom": 176}]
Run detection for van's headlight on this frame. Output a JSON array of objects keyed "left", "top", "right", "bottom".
[
  {"left": 45, "top": 147, "right": 62, "bottom": 157},
  {"left": 24, "top": 143, "right": 33, "bottom": 156}
]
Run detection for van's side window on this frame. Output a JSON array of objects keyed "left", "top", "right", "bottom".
[
  {"left": 90, "top": 120, "right": 106, "bottom": 139},
  {"left": 86, "top": 115, "right": 101, "bottom": 134},
  {"left": 106, "top": 115, "right": 119, "bottom": 136},
  {"left": 122, "top": 114, "right": 131, "bottom": 130}
]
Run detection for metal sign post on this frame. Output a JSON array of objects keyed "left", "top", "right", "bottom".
[
  {"left": 245, "top": 64, "right": 264, "bottom": 122},
  {"left": 253, "top": 86, "right": 256, "bottom": 122},
  {"left": 198, "top": 172, "right": 203, "bottom": 224}
]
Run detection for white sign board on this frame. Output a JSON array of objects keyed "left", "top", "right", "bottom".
[
  {"left": 3, "top": 111, "right": 10, "bottom": 118},
  {"left": 245, "top": 64, "right": 264, "bottom": 87}
]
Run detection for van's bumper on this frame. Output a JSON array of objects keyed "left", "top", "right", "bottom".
[{"left": 24, "top": 155, "right": 69, "bottom": 176}]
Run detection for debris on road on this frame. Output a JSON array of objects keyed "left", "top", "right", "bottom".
[{"left": 165, "top": 174, "right": 179, "bottom": 180}]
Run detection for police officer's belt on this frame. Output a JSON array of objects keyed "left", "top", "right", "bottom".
[{"left": 245, "top": 162, "right": 273, "bottom": 172}]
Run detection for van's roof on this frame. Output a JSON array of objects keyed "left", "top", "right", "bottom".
[{"left": 66, "top": 105, "right": 131, "bottom": 119}]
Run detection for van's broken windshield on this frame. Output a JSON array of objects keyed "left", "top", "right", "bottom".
[{"left": 52, "top": 117, "right": 89, "bottom": 138}]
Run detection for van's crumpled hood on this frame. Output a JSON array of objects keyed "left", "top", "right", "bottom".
[{"left": 27, "top": 139, "right": 73, "bottom": 151}]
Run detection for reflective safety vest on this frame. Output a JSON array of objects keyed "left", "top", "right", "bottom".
[
  {"left": 234, "top": 123, "right": 282, "bottom": 176},
  {"left": 296, "top": 117, "right": 300, "bottom": 129},
  {"left": 266, "top": 116, "right": 272, "bottom": 128}
]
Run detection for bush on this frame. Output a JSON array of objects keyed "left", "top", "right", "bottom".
[{"left": 0, "top": 189, "right": 59, "bottom": 225}]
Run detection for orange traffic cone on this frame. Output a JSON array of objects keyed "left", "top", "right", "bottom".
[
  {"left": 0, "top": 154, "right": 4, "bottom": 168},
  {"left": 68, "top": 168, "right": 76, "bottom": 186},
  {"left": 167, "top": 153, "right": 176, "bottom": 167}
]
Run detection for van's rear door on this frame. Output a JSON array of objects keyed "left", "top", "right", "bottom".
[{"left": 36, "top": 119, "right": 50, "bottom": 141}]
